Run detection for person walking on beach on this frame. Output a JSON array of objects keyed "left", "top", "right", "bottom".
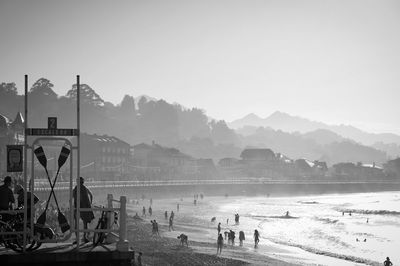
[
  {"left": 384, "top": 257, "right": 393, "bottom": 266},
  {"left": 239, "top": 231, "right": 245, "bottom": 246},
  {"left": 73, "top": 177, "right": 95, "bottom": 243},
  {"left": 165, "top": 210, "right": 168, "bottom": 220},
  {"left": 148, "top": 206, "right": 152, "bottom": 216},
  {"left": 217, "top": 233, "right": 224, "bottom": 254},
  {"left": 170, "top": 211, "right": 175, "bottom": 220},
  {"left": 169, "top": 216, "right": 174, "bottom": 231},
  {"left": 254, "top": 229, "right": 260, "bottom": 248},
  {"left": 142, "top": 206, "right": 146, "bottom": 217},
  {"left": 151, "top": 220, "right": 156, "bottom": 235},
  {"left": 217, "top": 222, "right": 221, "bottom": 235}
]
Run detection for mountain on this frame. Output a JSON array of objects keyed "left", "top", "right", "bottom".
[
  {"left": 229, "top": 111, "right": 400, "bottom": 146},
  {"left": 302, "top": 129, "right": 345, "bottom": 145}
]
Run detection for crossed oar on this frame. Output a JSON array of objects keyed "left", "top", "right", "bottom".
[{"left": 34, "top": 146, "right": 71, "bottom": 233}]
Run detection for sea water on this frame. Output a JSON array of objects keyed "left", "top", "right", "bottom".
[{"left": 210, "top": 192, "right": 400, "bottom": 265}]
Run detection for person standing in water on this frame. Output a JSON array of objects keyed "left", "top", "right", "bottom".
[
  {"left": 254, "top": 229, "right": 260, "bottom": 248},
  {"left": 239, "top": 231, "right": 245, "bottom": 246},
  {"left": 384, "top": 257, "right": 393, "bottom": 266}
]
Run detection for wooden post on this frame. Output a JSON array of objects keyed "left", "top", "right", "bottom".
[{"left": 116, "top": 196, "right": 129, "bottom": 251}]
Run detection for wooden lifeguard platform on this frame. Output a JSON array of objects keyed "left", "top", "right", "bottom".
[{"left": 0, "top": 242, "right": 135, "bottom": 266}]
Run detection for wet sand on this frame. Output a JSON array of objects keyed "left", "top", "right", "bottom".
[{"left": 126, "top": 197, "right": 297, "bottom": 266}]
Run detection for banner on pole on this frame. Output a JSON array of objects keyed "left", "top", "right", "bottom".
[{"left": 7, "top": 145, "right": 23, "bottom": 172}]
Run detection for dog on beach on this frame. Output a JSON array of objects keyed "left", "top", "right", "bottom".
[
  {"left": 211, "top": 217, "right": 216, "bottom": 222},
  {"left": 177, "top": 234, "right": 188, "bottom": 246}
]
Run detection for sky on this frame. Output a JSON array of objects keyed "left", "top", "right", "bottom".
[{"left": 0, "top": 0, "right": 399, "bottom": 134}]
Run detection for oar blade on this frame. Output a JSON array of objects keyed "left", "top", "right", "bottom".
[
  {"left": 58, "top": 146, "right": 70, "bottom": 169},
  {"left": 58, "top": 212, "right": 70, "bottom": 233},
  {"left": 36, "top": 211, "right": 47, "bottom": 226},
  {"left": 34, "top": 146, "right": 47, "bottom": 169}
]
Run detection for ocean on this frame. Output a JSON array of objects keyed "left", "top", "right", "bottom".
[{"left": 201, "top": 191, "right": 400, "bottom": 265}]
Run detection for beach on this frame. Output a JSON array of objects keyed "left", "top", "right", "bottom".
[
  {"left": 122, "top": 191, "right": 399, "bottom": 266},
  {"left": 125, "top": 196, "right": 298, "bottom": 266}
]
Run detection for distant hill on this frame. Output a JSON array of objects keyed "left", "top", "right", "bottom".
[{"left": 229, "top": 111, "right": 400, "bottom": 146}]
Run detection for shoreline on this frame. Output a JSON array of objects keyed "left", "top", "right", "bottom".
[
  {"left": 125, "top": 193, "right": 386, "bottom": 266},
  {"left": 126, "top": 199, "right": 298, "bottom": 266}
]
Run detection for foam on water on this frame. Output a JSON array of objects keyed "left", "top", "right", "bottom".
[{"left": 215, "top": 191, "right": 400, "bottom": 265}]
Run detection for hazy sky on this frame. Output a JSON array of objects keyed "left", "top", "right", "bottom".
[{"left": 1, "top": 0, "right": 399, "bottom": 134}]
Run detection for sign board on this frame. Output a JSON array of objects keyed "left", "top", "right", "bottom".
[
  {"left": 26, "top": 128, "right": 79, "bottom": 136},
  {"left": 48, "top": 117, "right": 57, "bottom": 129},
  {"left": 7, "top": 145, "right": 23, "bottom": 172}
]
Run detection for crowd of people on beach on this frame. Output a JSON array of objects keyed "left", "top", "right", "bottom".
[{"left": 125, "top": 191, "right": 395, "bottom": 265}]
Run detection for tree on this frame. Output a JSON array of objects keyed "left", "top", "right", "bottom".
[
  {"left": 66, "top": 84, "right": 104, "bottom": 107},
  {"left": 30, "top": 78, "right": 57, "bottom": 99},
  {"left": 137, "top": 96, "right": 147, "bottom": 114},
  {"left": 119, "top": 95, "right": 136, "bottom": 116},
  {"left": 0, "top": 82, "right": 18, "bottom": 97}
]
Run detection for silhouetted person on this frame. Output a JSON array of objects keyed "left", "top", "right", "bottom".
[
  {"left": 142, "top": 206, "right": 146, "bottom": 217},
  {"left": 177, "top": 203, "right": 179, "bottom": 212},
  {"left": 217, "top": 233, "right": 223, "bottom": 254},
  {"left": 217, "top": 222, "right": 221, "bottom": 235},
  {"left": 148, "top": 206, "right": 152, "bottom": 216},
  {"left": 169, "top": 216, "right": 174, "bottom": 231},
  {"left": 254, "top": 229, "right": 260, "bottom": 248},
  {"left": 137, "top": 252, "right": 142, "bottom": 266},
  {"left": 239, "top": 231, "right": 245, "bottom": 246},
  {"left": 0, "top": 176, "right": 15, "bottom": 214},
  {"left": 384, "top": 257, "right": 392, "bottom": 266},
  {"left": 73, "top": 177, "right": 94, "bottom": 243}
]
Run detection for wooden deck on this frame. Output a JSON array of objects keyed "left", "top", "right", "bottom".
[{"left": 0, "top": 241, "right": 135, "bottom": 266}]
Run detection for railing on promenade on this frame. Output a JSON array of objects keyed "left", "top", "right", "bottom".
[{"left": 33, "top": 178, "right": 400, "bottom": 191}]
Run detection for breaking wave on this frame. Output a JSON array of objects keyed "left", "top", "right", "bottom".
[
  {"left": 336, "top": 208, "right": 400, "bottom": 216},
  {"left": 269, "top": 238, "right": 380, "bottom": 266}
]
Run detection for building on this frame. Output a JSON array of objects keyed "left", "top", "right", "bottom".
[
  {"left": 80, "top": 133, "right": 131, "bottom": 180},
  {"left": 240, "top": 148, "right": 276, "bottom": 162},
  {"left": 132, "top": 141, "right": 196, "bottom": 180}
]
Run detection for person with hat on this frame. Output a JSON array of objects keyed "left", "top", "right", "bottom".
[{"left": 73, "top": 177, "right": 95, "bottom": 243}]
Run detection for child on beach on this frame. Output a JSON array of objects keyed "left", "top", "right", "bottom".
[{"left": 217, "top": 233, "right": 224, "bottom": 254}]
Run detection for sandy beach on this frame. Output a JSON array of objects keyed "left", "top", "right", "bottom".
[{"left": 125, "top": 195, "right": 298, "bottom": 266}]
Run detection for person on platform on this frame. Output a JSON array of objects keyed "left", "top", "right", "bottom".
[
  {"left": 0, "top": 176, "right": 15, "bottom": 221},
  {"left": 73, "top": 177, "right": 94, "bottom": 243}
]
